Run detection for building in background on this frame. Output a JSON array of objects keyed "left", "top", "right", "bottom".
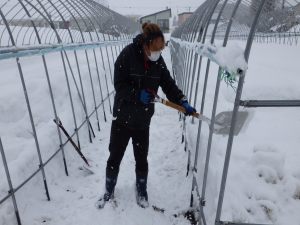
[
  {"left": 140, "top": 8, "right": 172, "bottom": 33},
  {"left": 178, "top": 12, "right": 193, "bottom": 26},
  {"left": 9, "top": 19, "right": 69, "bottom": 29}
]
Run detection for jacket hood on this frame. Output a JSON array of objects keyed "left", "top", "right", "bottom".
[{"left": 133, "top": 33, "right": 144, "bottom": 49}]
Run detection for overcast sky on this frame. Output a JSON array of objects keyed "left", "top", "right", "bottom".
[
  {"left": 1, "top": 0, "right": 299, "bottom": 18},
  {"left": 104, "top": 0, "right": 300, "bottom": 16},
  {"left": 105, "top": 0, "right": 204, "bottom": 17}
]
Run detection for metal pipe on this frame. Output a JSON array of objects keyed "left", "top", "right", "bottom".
[
  {"left": 1, "top": 5, "right": 53, "bottom": 202},
  {"left": 47, "top": 0, "right": 82, "bottom": 149},
  {"left": 79, "top": 0, "right": 114, "bottom": 114},
  {"left": 0, "top": 138, "right": 22, "bottom": 225},
  {"left": 215, "top": 0, "right": 268, "bottom": 222},
  {"left": 57, "top": 0, "right": 97, "bottom": 142},
  {"left": 201, "top": 0, "right": 241, "bottom": 215},
  {"left": 23, "top": 0, "right": 69, "bottom": 176},
  {"left": 63, "top": 0, "right": 102, "bottom": 134},
  {"left": 189, "top": 0, "right": 221, "bottom": 208},
  {"left": 240, "top": 100, "right": 300, "bottom": 107}
]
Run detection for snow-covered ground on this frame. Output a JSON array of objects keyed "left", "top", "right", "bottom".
[
  {"left": 0, "top": 42, "right": 194, "bottom": 225},
  {"left": 0, "top": 35, "right": 300, "bottom": 225},
  {"left": 1, "top": 100, "right": 192, "bottom": 225}
]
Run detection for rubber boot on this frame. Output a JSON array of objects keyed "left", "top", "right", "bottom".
[
  {"left": 96, "top": 167, "right": 118, "bottom": 209},
  {"left": 136, "top": 171, "right": 149, "bottom": 208}
]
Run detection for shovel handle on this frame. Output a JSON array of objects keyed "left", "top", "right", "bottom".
[{"left": 162, "top": 99, "right": 200, "bottom": 118}]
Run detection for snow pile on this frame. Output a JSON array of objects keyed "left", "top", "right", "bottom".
[
  {"left": 288, "top": 24, "right": 300, "bottom": 32},
  {"left": 0, "top": 47, "right": 115, "bottom": 207},
  {"left": 214, "top": 42, "right": 248, "bottom": 72}
]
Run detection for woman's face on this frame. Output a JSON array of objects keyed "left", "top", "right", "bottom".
[{"left": 144, "top": 37, "right": 165, "bottom": 57}]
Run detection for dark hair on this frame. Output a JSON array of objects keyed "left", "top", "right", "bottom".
[{"left": 142, "top": 23, "right": 165, "bottom": 45}]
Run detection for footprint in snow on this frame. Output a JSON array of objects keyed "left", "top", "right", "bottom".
[{"left": 250, "top": 145, "right": 285, "bottom": 184}]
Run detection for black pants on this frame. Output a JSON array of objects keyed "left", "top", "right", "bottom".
[{"left": 106, "top": 120, "right": 149, "bottom": 177}]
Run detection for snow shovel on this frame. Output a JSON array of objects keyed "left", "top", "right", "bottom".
[
  {"left": 153, "top": 94, "right": 249, "bottom": 136},
  {"left": 54, "top": 118, "right": 94, "bottom": 175}
]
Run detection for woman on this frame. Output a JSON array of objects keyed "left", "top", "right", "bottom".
[{"left": 97, "top": 23, "right": 196, "bottom": 209}]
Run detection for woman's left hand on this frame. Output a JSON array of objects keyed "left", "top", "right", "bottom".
[{"left": 181, "top": 100, "right": 196, "bottom": 116}]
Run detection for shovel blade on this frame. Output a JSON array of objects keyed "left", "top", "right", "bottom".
[
  {"left": 79, "top": 164, "right": 95, "bottom": 176},
  {"left": 214, "top": 111, "right": 249, "bottom": 135}
]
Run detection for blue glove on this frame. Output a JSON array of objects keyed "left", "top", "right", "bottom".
[
  {"left": 140, "top": 89, "right": 154, "bottom": 105},
  {"left": 181, "top": 100, "right": 196, "bottom": 116}
]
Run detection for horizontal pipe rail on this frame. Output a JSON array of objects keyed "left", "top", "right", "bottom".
[
  {"left": 240, "top": 100, "right": 300, "bottom": 107},
  {"left": 0, "top": 39, "right": 131, "bottom": 60},
  {"left": 217, "top": 222, "right": 271, "bottom": 225}
]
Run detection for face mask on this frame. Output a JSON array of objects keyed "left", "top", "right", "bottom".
[{"left": 148, "top": 51, "right": 161, "bottom": 62}]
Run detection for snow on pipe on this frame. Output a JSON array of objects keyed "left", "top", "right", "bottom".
[
  {"left": 0, "top": 39, "right": 131, "bottom": 60},
  {"left": 0, "top": 138, "right": 22, "bottom": 225},
  {"left": 170, "top": 37, "right": 248, "bottom": 76}
]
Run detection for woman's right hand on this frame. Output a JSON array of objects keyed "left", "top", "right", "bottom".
[{"left": 140, "top": 89, "right": 154, "bottom": 105}]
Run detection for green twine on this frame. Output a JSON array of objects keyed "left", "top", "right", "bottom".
[{"left": 219, "top": 69, "right": 238, "bottom": 91}]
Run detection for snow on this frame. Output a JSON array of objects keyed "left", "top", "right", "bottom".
[
  {"left": 289, "top": 24, "right": 300, "bottom": 32},
  {"left": 0, "top": 33, "right": 300, "bottom": 225},
  {"left": 1, "top": 111, "right": 192, "bottom": 225},
  {"left": 171, "top": 37, "right": 248, "bottom": 75}
]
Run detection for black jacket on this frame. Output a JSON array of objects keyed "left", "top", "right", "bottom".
[{"left": 113, "top": 34, "right": 185, "bottom": 129}]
